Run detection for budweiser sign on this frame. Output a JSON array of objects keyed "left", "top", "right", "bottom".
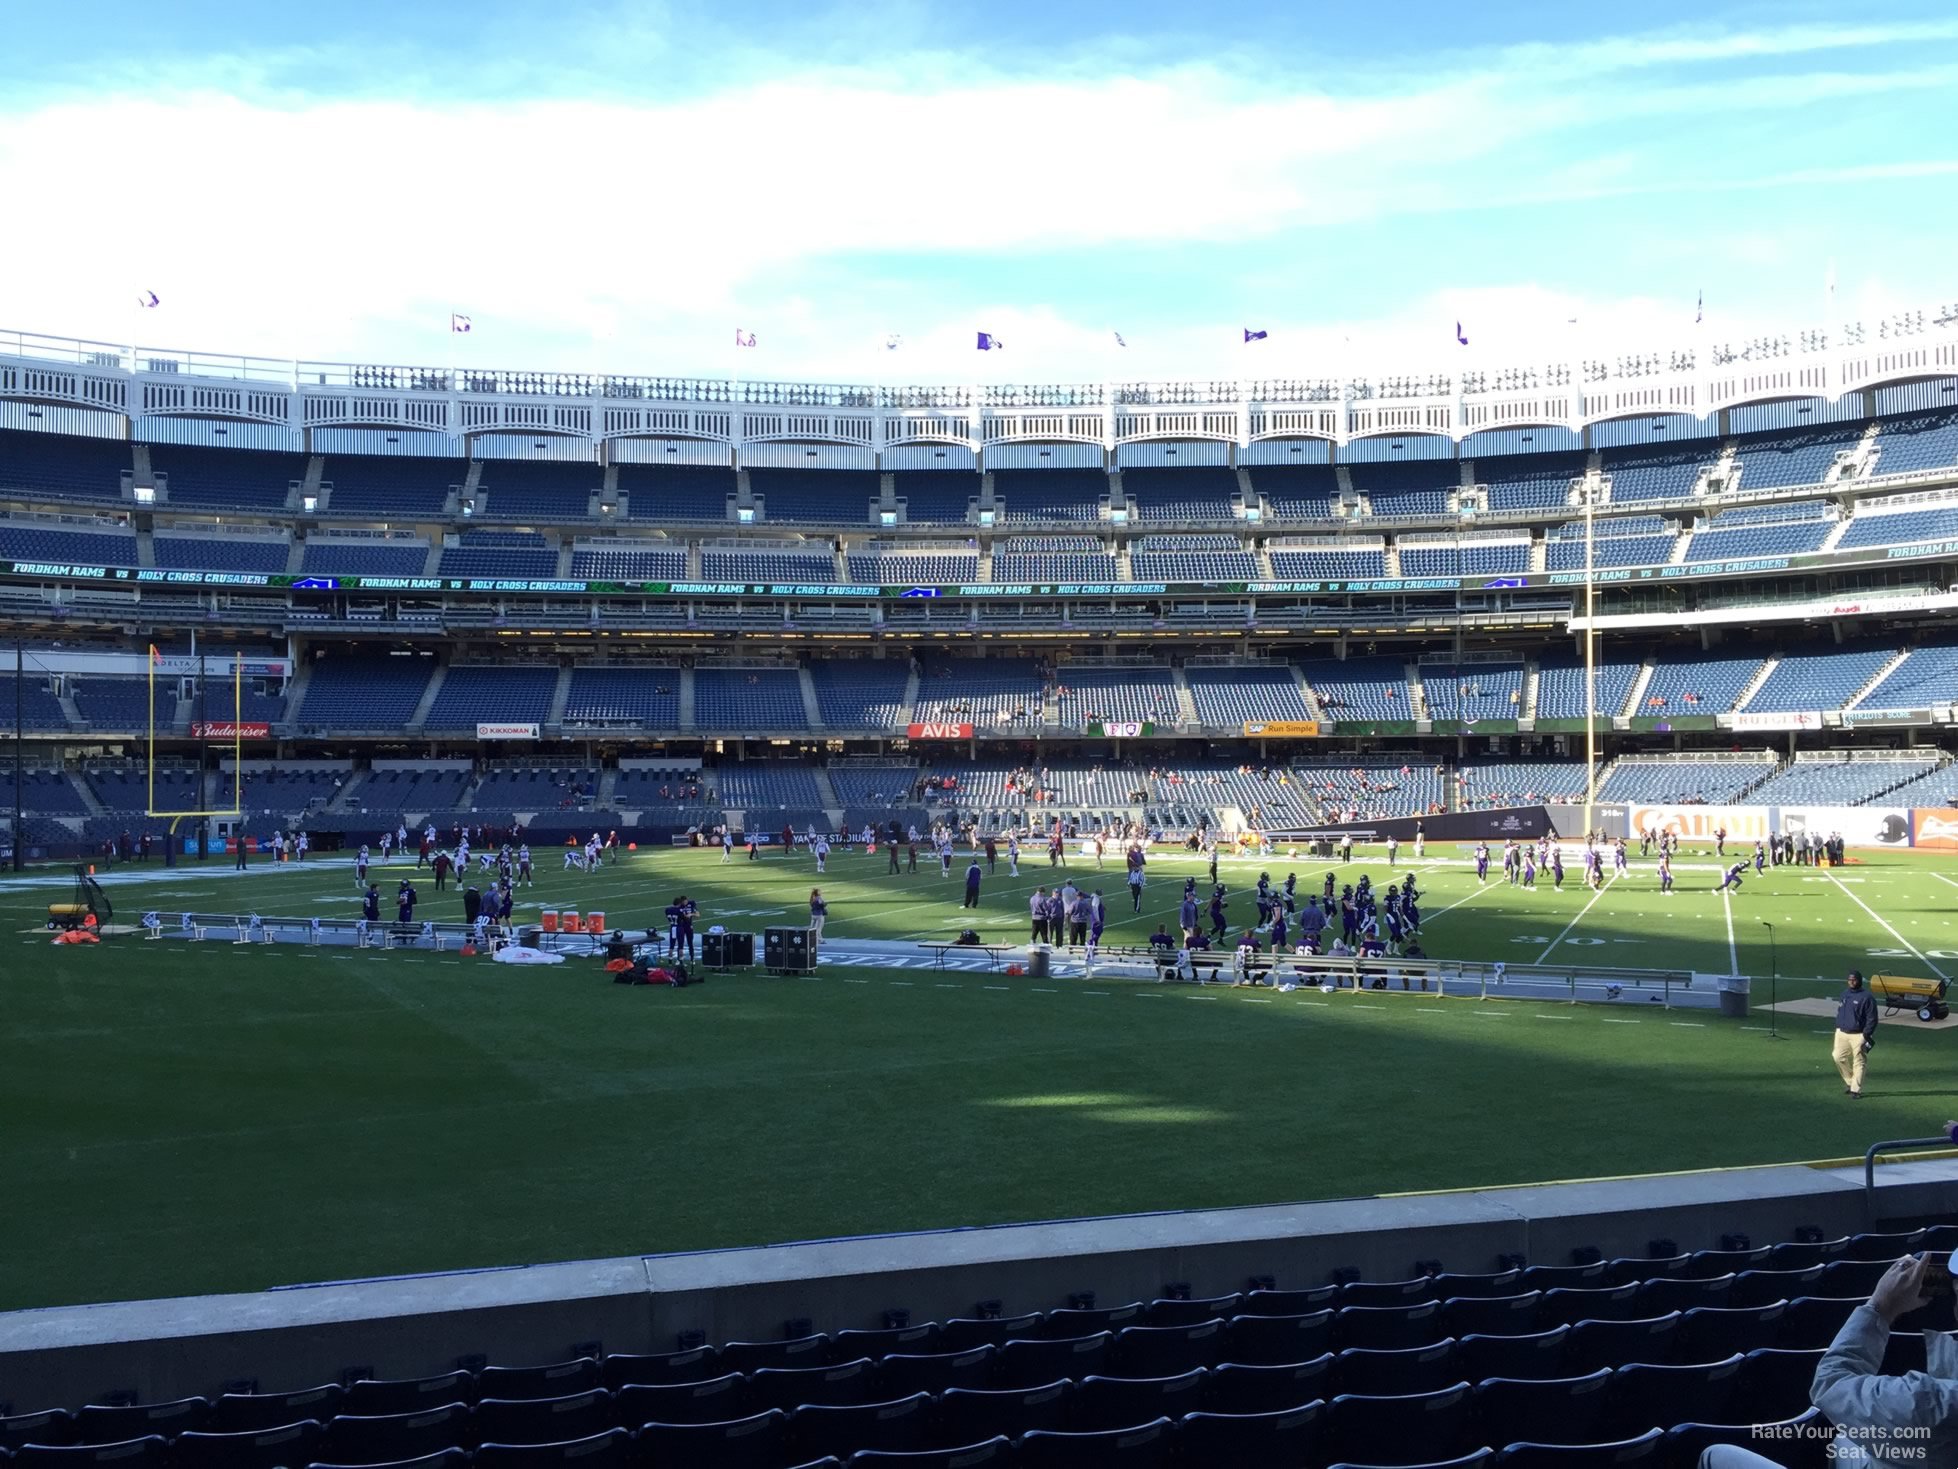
[
  {"left": 906, "top": 722, "right": 973, "bottom": 740},
  {"left": 191, "top": 721, "right": 270, "bottom": 739}
]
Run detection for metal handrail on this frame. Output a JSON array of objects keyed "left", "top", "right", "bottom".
[{"left": 1863, "top": 1136, "right": 1958, "bottom": 1221}]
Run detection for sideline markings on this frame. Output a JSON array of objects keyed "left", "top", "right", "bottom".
[
  {"left": 1534, "top": 875, "right": 1618, "bottom": 966},
  {"left": 1834, "top": 870, "right": 1950, "bottom": 980}
]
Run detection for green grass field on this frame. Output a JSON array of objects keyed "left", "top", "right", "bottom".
[{"left": 4, "top": 840, "right": 1956, "bottom": 1313}]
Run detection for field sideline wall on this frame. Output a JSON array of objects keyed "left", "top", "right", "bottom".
[{"left": 4, "top": 1160, "right": 1956, "bottom": 1409}]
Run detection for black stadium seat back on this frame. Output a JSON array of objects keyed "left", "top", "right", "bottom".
[
  {"left": 935, "top": 1381, "right": 1073, "bottom": 1444},
  {"left": 1840, "top": 1230, "right": 1924, "bottom": 1262},
  {"left": 1203, "top": 1355, "right": 1335, "bottom": 1415},
  {"left": 601, "top": 1347, "right": 721, "bottom": 1391},
  {"left": 211, "top": 1388, "right": 346, "bottom": 1436},
  {"left": 635, "top": 1410, "right": 790, "bottom": 1469},
  {"left": 1, "top": 1410, "right": 76, "bottom": 1453},
  {"left": 722, "top": 1335, "right": 834, "bottom": 1374},
  {"left": 1456, "top": 1328, "right": 1570, "bottom": 1384},
  {"left": 844, "top": 1437, "right": 1013, "bottom": 1467},
  {"left": 1068, "top": 1370, "right": 1206, "bottom": 1433},
  {"left": 72, "top": 1400, "right": 212, "bottom": 1445},
  {"left": 1335, "top": 1341, "right": 1460, "bottom": 1397},
  {"left": 1605, "top": 1355, "right": 1742, "bottom": 1440},
  {"left": 1222, "top": 1309, "right": 1335, "bottom": 1365},
  {"left": 1109, "top": 1319, "right": 1225, "bottom": 1377},
  {"left": 1470, "top": 1370, "right": 1611, "bottom": 1449},
  {"left": 1681, "top": 1247, "right": 1771, "bottom": 1280},
  {"left": 1561, "top": 1315, "right": 1679, "bottom": 1376},
  {"left": 1776, "top": 1296, "right": 1869, "bottom": 1350},
  {"left": 1239, "top": 1287, "right": 1338, "bottom": 1317},
  {"left": 12, "top": 1438, "right": 172, "bottom": 1469},
  {"left": 1491, "top": 1429, "right": 1664, "bottom": 1468},
  {"left": 304, "top": 1448, "right": 471, "bottom": 1469},
  {"left": 1325, "top": 1382, "right": 1474, "bottom": 1467},
  {"left": 1144, "top": 1294, "right": 1241, "bottom": 1327},
  {"left": 1605, "top": 1255, "right": 1691, "bottom": 1288},
  {"left": 1664, "top": 1411, "right": 1830, "bottom": 1469},
  {"left": 1039, "top": 1303, "right": 1143, "bottom": 1339},
  {"left": 1325, "top": 1454, "right": 1493, "bottom": 1469},
  {"left": 1817, "top": 1259, "right": 1900, "bottom": 1296},
  {"left": 834, "top": 1325, "right": 941, "bottom": 1359},
  {"left": 1017, "top": 1417, "right": 1173, "bottom": 1468},
  {"left": 1429, "top": 1271, "right": 1523, "bottom": 1301},
  {"left": 1675, "top": 1302, "right": 1787, "bottom": 1360},
  {"left": 873, "top": 1346, "right": 996, "bottom": 1397},
  {"left": 174, "top": 1420, "right": 323, "bottom": 1469},
  {"left": 1738, "top": 1347, "right": 1825, "bottom": 1421},
  {"left": 1177, "top": 1401, "right": 1325, "bottom": 1463},
  {"left": 790, "top": 1394, "right": 932, "bottom": 1461},
  {"left": 1335, "top": 1301, "right": 1445, "bottom": 1351},
  {"left": 1517, "top": 1265, "right": 1609, "bottom": 1293},
  {"left": 1730, "top": 1267, "right": 1823, "bottom": 1308},
  {"left": 1632, "top": 1274, "right": 1733, "bottom": 1315},
  {"left": 1338, "top": 1278, "right": 1438, "bottom": 1308},
  {"left": 936, "top": 1315, "right": 1042, "bottom": 1354},
  {"left": 1916, "top": 1224, "right": 1958, "bottom": 1255},
  {"left": 475, "top": 1362, "right": 601, "bottom": 1403},
  {"left": 1540, "top": 1286, "right": 1641, "bottom": 1328},
  {"left": 1439, "top": 1293, "right": 1542, "bottom": 1338},
  {"left": 749, "top": 1359, "right": 878, "bottom": 1415},
  {"left": 320, "top": 1402, "right": 470, "bottom": 1465},
  {"left": 1765, "top": 1238, "right": 1848, "bottom": 1271},
  {"left": 473, "top": 1428, "right": 631, "bottom": 1469},
  {"left": 993, "top": 1334, "right": 1111, "bottom": 1390},
  {"left": 472, "top": 1392, "right": 611, "bottom": 1448},
  {"left": 342, "top": 1375, "right": 477, "bottom": 1418},
  {"left": 613, "top": 1374, "right": 747, "bottom": 1427}
]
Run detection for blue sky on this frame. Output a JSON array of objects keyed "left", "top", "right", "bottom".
[{"left": 2, "top": 0, "right": 1954, "bottom": 382}]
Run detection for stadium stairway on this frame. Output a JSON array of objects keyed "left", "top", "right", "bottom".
[
  {"left": 407, "top": 666, "right": 447, "bottom": 732},
  {"left": 977, "top": 543, "right": 994, "bottom": 581},
  {"left": 1620, "top": 661, "right": 1655, "bottom": 720},
  {"left": 678, "top": 669, "right": 695, "bottom": 731},
  {"left": 556, "top": 541, "right": 574, "bottom": 577},
  {"left": 461, "top": 459, "right": 484, "bottom": 507},
  {"left": 1381, "top": 539, "right": 1399, "bottom": 575},
  {"left": 1819, "top": 516, "right": 1853, "bottom": 553},
  {"left": 1235, "top": 465, "right": 1257, "bottom": 519},
  {"left": 70, "top": 771, "right": 106, "bottom": 819},
  {"left": 326, "top": 769, "right": 369, "bottom": 815},
  {"left": 1406, "top": 664, "right": 1428, "bottom": 721},
  {"left": 1254, "top": 543, "right": 1276, "bottom": 578},
  {"left": 1843, "top": 650, "right": 1913, "bottom": 712},
  {"left": 283, "top": 538, "right": 305, "bottom": 574},
  {"left": 280, "top": 663, "right": 314, "bottom": 731},
  {"left": 301, "top": 455, "right": 324, "bottom": 508},
  {"left": 596, "top": 767, "right": 620, "bottom": 808},
  {"left": 1521, "top": 662, "right": 1541, "bottom": 721},
  {"left": 1731, "top": 658, "right": 1781, "bottom": 714},
  {"left": 54, "top": 686, "right": 83, "bottom": 731},
  {"left": 1115, "top": 540, "right": 1133, "bottom": 581},
  {"left": 135, "top": 526, "right": 154, "bottom": 569},
  {"left": 799, "top": 668, "right": 824, "bottom": 730},
  {"left": 1171, "top": 668, "right": 1200, "bottom": 727},
  {"left": 813, "top": 768, "right": 843, "bottom": 831},
  {"left": 1665, "top": 527, "right": 1691, "bottom": 563},
  {"left": 899, "top": 664, "right": 921, "bottom": 726},
  {"left": 548, "top": 667, "right": 574, "bottom": 728}
]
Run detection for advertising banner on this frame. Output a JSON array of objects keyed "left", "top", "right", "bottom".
[
  {"left": 477, "top": 722, "right": 540, "bottom": 740},
  {"left": 1088, "top": 721, "right": 1154, "bottom": 738},
  {"left": 1911, "top": 809, "right": 1958, "bottom": 851},
  {"left": 1778, "top": 805, "right": 1912, "bottom": 848},
  {"left": 1628, "top": 805, "right": 1774, "bottom": 843},
  {"left": 1731, "top": 711, "right": 1822, "bottom": 732},
  {"left": 906, "top": 722, "right": 973, "bottom": 740},
  {"left": 190, "top": 721, "right": 271, "bottom": 739},
  {"left": 1242, "top": 720, "right": 1322, "bottom": 738}
]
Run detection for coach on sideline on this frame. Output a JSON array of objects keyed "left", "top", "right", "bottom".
[{"left": 1833, "top": 970, "right": 1878, "bottom": 1098}]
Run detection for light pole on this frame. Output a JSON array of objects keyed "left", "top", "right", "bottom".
[{"left": 1761, "top": 919, "right": 1781, "bottom": 1039}]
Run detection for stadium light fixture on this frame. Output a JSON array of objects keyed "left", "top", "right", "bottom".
[{"left": 133, "top": 485, "right": 155, "bottom": 505}]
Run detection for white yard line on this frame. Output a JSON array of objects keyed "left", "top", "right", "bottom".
[
  {"left": 1721, "top": 888, "right": 1740, "bottom": 978},
  {"left": 1826, "top": 869, "right": 1950, "bottom": 980},
  {"left": 1533, "top": 875, "right": 1618, "bottom": 965}
]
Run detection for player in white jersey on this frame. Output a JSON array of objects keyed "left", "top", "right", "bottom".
[
  {"left": 585, "top": 837, "right": 602, "bottom": 871},
  {"left": 379, "top": 832, "right": 392, "bottom": 863},
  {"left": 721, "top": 829, "right": 734, "bottom": 863},
  {"left": 517, "top": 844, "right": 532, "bottom": 886},
  {"left": 813, "top": 835, "right": 829, "bottom": 873},
  {"left": 355, "top": 844, "right": 370, "bottom": 886},
  {"left": 1007, "top": 833, "right": 1020, "bottom": 876},
  {"left": 563, "top": 843, "right": 582, "bottom": 871}
]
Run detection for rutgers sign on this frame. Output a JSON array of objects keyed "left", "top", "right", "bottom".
[
  {"left": 191, "top": 721, "right": 270, "bottom": 739},
  {"left": 906, "top": 722, "right": 973, "bottom": 740}
]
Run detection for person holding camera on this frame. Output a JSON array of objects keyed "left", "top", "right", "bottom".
[
  {"left": 1808, "top": 1250, "right": 1958, "bottom": 1467},
  {"left": 1833, "top": 969, "right": 1878, "bottom": 1097}
]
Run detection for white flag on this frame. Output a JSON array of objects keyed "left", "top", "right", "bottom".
[{"left": 450, "top": 313, "right": 472, "bottom": 333}]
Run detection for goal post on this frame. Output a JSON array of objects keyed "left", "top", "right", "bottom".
[{"left": 146, "top": 648, "right": 245, "bottom": 825}]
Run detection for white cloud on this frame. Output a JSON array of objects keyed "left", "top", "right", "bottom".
[{"left": 0, "top": 14, "right": 1951, "bottom": 382}]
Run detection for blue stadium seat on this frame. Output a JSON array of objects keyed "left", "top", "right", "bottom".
[
  {"left": 1338, "top": 1278, "right": 1438, "bottom": 1308},
  {"left": 1184, "top": 666, "right": 1313, "bottom": 726},
  {"left": 1178, "top": 1402, "right": 1325, "bottom": 1465},
  {"left": 1470, "top": 1370, "right": 1611, "bottom": 1449},
  {"left": 601, "top": 1348, "right": 721, "bottom": 1391},
  {"left": 569, "top": 542, "right": 687, "bottom": 579},
  {"left": 300, "top": 538, "right": 431, "bottom": 577},
  {"left": 747, "top": 1360, "right": 878, "bottom": 1413},
  {"left": 613, "top": 1376, "right": 747, "bottom": 1427},
  {"left": 933, "top": 1381, "right": 1073, "bottom": 1443},
  {"left": 872, "top": 1346, "right": 996, "bottom": 1397},
  {"left": 1838, "top": 499, "right": 1958, "bottom": 550},
  {"left": 1016, "top": 1418, "right": 1173, "bottom": 1467},
  {"left": 208, "top": 1388, "right": 345, "bottom": 1436},
  {"left": 476, "top": 1361, "right": 602, "bottom": 1402},
  {"left": 1334, "top": 1340, "right": 1460, "bottom": 1396},
  {"left": 1729, "top": 1266, "right": 1823, "bottom": 1309},
  {"left": 1129, "top": 533, "right": 1259, "bottom": 580},
  {"left": 845, "top": 1440, "right": 1011, "bottom": 1468},
  {"left": 1730, "top": 426, "right": 1863, "bottom": 490},
  {"left": 935, "top": 1315, "right": 1043, "bottom": 1353},
  {"left": 1349, "top": 460, "right": 1457, "bottom": 518},
  {"left": 1220, "top": 1309, "right": 1336, "bottom": 1364},
  {"left": 1326, "top": 1454, "right": 1493, "bottom": 1469},
  {"left": 1202, "top": 1355, "right": 1334, "bottom": 1414},
  {"left": 1438, "top": 1294, "right": 1542, "bottom": 1338},
  {"left": 1324, "top": 1383, "right": 1474, "bottom": 1466},
  {"left": 341, "top": 1373, "right": 477, "bottom": 1417},
  {"left": 1490, "top": 1429, "right": 1664, "bottom": 1467},
  {"left": 994, "top": 1334, "right": 1111, "bottom": 1390},
  {"left": 0, "top": 521, "right": 139, "bottom": 568},
  {"left": 1775, "top": 1295, "right": 1865, "bottom": 1349},
  {"left": 1067, "top": 1371, "right": 1206, "bottom": 1432},
  {"left": 694, "top": 669, "right": 809, "bottom": 731},
  {"left": 0, "top": 428, "right": 132, "bottom": 500},
  {"left": 789, "top": 1395, "right": 933, "bottom": 1460},
  {"left": 12, "top": 1438, "right": 174, "bottom": 1469},
  {"left": 173, "top": 1421, "right": 325, "bottom": 1469},
  {"left": 1108, "top": 1320, "right": 1225, "bottom": 1376},
  {"left": 321, "top": 455, "right": 459, "bottom": 517},
  {"left": 750, "top": 468, "right": 878, "bottom": 526},
  {"left": 153, "top": 533, "right": 290, "bottom": 573},
  {"left": 424, "top": 666, "right": 556, "bottom": 730},
  {"left": 1815, "top": 1259, "right": 1898, "bottom": 1295},
  {"left": 1560, "top": 1315, "right": 1679, "bottom": 1376},
  {"left": 1870, "top": 410, "right": 1958, "bottom": 476},
  {"left": 634, "top": 1410, "right": 791, "bottom": 1469},
  {"left": 1238, "top": 1285, "right": 1339, "bottom": 1314},
  {"left": 1145, "top": 1294, "right": 1241, "bottom": 1327},
  {"left": 844, "top": 547, "right": 979, "bottom": 585},
  {"left": 1245, "top": 464, "right": 1339, "bottom": 521},
  {"left": 1121, "top": 466, "right": 1239, "bottom": 522},
  {"left": 1268, "top": 542, "right": 1389, "bottom": 579},
  {"left": 889, "top": 471, "right": 979, "bottom": 525},
  {"left": 1662, "top": 1411, "right": 1830, "bottom": 1469},
  {"left": 71, "top": 1403, "right": 210, "bottom": 1446},
  {"left": 148, "top": 444, "right": 303, "bottom": 511},
  {"left": 1674, "top": 1302, "right": 1786, "bottom": 1360},
  {"left": 471, "top": 1392, "right": 611, "bottom": 1447},
  {"left": 1455, "top": 1328, "right": 1569, "bottom": 1384},
  {"left": 1764, "top": 1238, "right": 1849, "bottom": 1271},
  {"left": 616, "top": 464, "right": 735, "bottom": 523},
  {"left": 1478, "top": 452, "right": 1586, "bottom": 513},
  {"left": 1516, "top": 1264, "right": 1610, "bottom": 1293},
  {"left": 1630, "top": 1274, "right": 1732, "bottom": 1315},
  {"left": 992, "top": 535, "right": 1119, "bottom": 582},
  {"left": 438, "top": 531, "right": 557, "bottom": 578},
  {"left": 321, "top": 1404, "right": 472, "bottom": 1465},
  {"left": 1429, "top": 1272, "right": 1524, "bottom": 1300},
  {"left": 1604, "top": 1355, "right": 1742, "bottom": 1438},
  {"left": 835, "top": 1325, "right": 941, "bottom": 1359},
  {"left": 992, "top": 469, "right": 1106, "bottom": 524},
  {"left": 1, "top": 1409, "right": 75, "bottom": 1452},
  {"left": 306, "top": 1449, "right": 469, "bottom": 1469},
  {"left": 1037, "top": 1303, "right": 1143, "bottom": 1338},
  {"left": 473, "top": 1430, "right": 630, "bottom": 1469},
  {"left": 472, "top": 460, "right": 599, "bottom": 521},
  {"left": 1599, "top": 445, "right": 1710, "bottom": 504}
]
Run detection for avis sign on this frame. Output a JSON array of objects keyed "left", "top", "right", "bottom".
[{"left": 906, "top": 722, "right": 973, "bottom": 740}]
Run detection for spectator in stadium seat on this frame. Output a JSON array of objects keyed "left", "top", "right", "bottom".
[{"left": 1807, "top": 1251, "right": 1958, "bottom": 1467}]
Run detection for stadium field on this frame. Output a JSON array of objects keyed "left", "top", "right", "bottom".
[{"left": 4, "top": 841, "right": 1955, "bottom": 1313}]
